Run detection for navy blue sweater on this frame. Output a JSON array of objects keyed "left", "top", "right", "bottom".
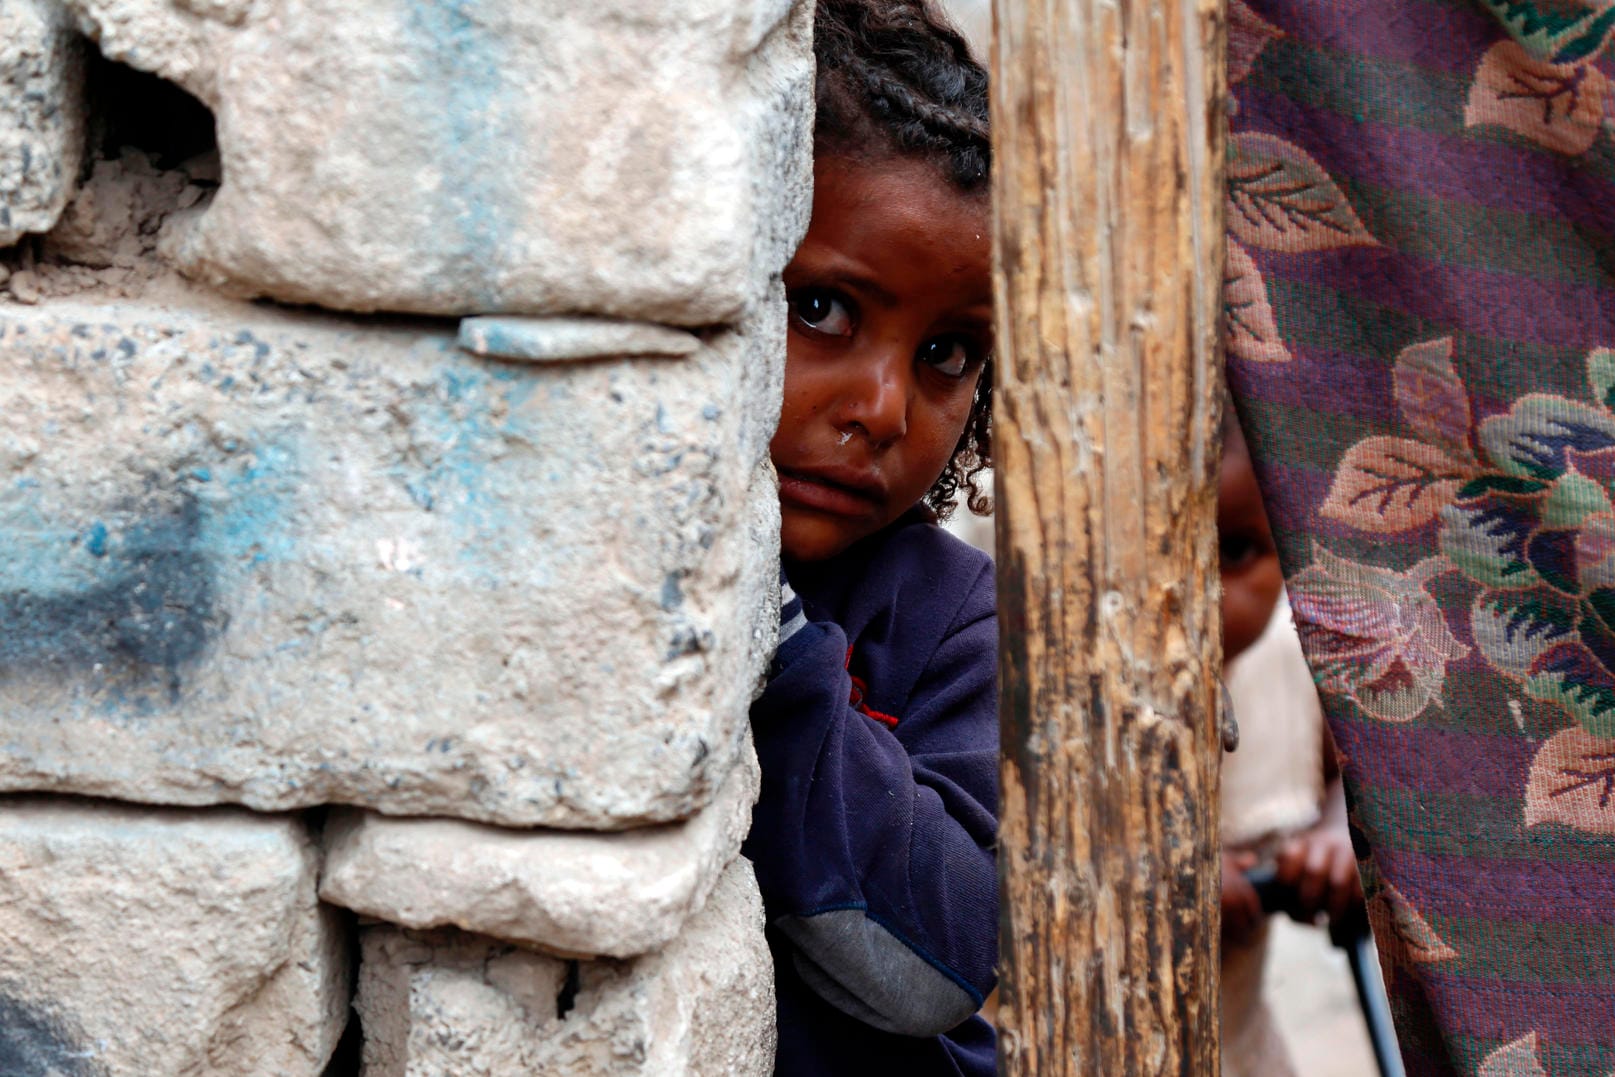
[{"left": 742, "top": 511, "right": 998, "bottom": 1076}]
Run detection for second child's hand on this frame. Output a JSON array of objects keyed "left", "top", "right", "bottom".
[
  {"left": 1245, "top": 847, "right": 1365, "bottom": 930},
  {"left": 1221, "top": 849, "right": 1264, "bottom": 944},
  {"left": 1274, "top": 826, "right": 1362, "bottom": 925},
  {"left": 1271, "top": 774, "right": 1363, "bottom": 925}
]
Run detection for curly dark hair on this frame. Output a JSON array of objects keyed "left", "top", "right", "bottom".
[{"left": 813, "top": 0, "right": 993, "bottom": 519}]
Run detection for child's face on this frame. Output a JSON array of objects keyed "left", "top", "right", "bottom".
[
  {"left": 771, "top": 154, "right": 992, "bottom": 561},
  {"left": 1218, "top": 426, "right": 1283, "bottom": 664}
]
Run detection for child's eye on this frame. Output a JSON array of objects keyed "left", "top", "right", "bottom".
[
  {"left": 1219, "top": 532, "right": 1267, "bottom": 572},
  {"left": 917, "top": 335, "right": 977, "bottom": 378},
  {"left": 789, "top": 288, "right": 855, "bottom": 337}
]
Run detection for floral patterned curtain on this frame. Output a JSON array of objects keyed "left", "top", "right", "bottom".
[{"left": 1224, "top": 1, "right": 1615, "bottom": 1073}]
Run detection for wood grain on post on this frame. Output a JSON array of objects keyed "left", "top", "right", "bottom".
[{"left": 989, "top": 1, "right": 1228, "bottom": 1074}]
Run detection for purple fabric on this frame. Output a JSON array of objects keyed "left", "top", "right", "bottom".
[{"left": 1226, "top": 1, "right": 1615, "bottom": 1072}]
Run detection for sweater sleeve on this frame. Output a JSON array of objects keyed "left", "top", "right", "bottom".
[{"left": 741, "top": 563, "right": 998, "bottom": 1038}]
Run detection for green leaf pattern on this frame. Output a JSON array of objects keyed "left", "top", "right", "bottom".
[{"left": 1313, "top": 345, "right": 1615, "bottom": 738}]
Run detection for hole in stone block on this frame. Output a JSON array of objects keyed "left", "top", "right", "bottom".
[
  {"left": 4, "top": 50, "right": 221, "bottom": 299},
  {"left": 320, "top": 1004, "right": 363, "bottom": 1077},
  {"left": 85, "top": 51, "right": 217, "bottom": 171},
  {"left": 555, "top": 960, "right": 581, "bottom": 1020},
  {"left": 319, "top": 896, "right": 362, "bottom": 1077}
]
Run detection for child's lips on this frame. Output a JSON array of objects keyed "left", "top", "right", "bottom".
[{"left": 777, "top": 466, "right": 885, "bottom": 517}]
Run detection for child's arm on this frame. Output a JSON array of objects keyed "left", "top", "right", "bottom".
[{"left": 743, "top": 561, "right": 997, "bottom": 1039}]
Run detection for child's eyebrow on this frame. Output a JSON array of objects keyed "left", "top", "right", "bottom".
[
  {"left": 950, "top": 305, "right": 994, "bottom": 327},
  {"left": 793, "top": 246, "right": 900, "bottom": 308},
  {"left": 824, "top": 266, "right": 899, "bottom": 308},
  {"left": 842, "top": 272, "right": 898, "bottom": 308}
]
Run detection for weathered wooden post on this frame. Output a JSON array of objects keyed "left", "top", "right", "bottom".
[{"left": 990, "top": 1, "right": 1229, "bottom": 1073}]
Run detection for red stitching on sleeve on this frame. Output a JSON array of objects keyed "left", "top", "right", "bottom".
[{"left": 845, "top": 645, "right": 900, "bottom": 728}]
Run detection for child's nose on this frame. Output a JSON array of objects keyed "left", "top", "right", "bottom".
[{"left": 838, "top": 353, "right": 909, "bottom": 446}]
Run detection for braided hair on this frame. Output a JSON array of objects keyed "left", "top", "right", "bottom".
[{"left": 814, "top": 0, "right": 993, "bottom": 519}]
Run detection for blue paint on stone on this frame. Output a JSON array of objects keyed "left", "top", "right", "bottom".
[
  {"left": 209, "top": 439, "right": 300, "bottom": 568},
  {"left": 0, "top": 491, "right": 218, "bottom": 685},
  {"left": 0, "top": 991, "right": 96, "bottom": 1077},
  {"left": 388, "top": 355, "right": 549, "bottom": 581},
  {"left": 0, "top": 424, "right": 302, "bottom": 699},
  {"left": 83, "top": 522, "right": 108, "bottom": 558},
  {"left": 404, "top": 0, "right": 521, "bottom": 309}
]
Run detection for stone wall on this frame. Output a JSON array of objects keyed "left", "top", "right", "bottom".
[{"left": 0, "top": 1, "right": 812, "bottom": 1072}]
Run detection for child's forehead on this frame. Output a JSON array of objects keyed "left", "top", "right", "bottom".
[
  {"left": 817, "top": 153, "right": 986, "bottom": 211},
  {"left": 810, "top": 155, "right": 990, "bottom": 254}
]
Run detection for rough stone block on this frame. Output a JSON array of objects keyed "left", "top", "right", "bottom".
[
  {"left": 0, "top": 797, "right": 348, "bottom": 1076},
  {"left": 321, "top": 741, "right": 758, "bottom": 958},
  {"left": 60, "top": 0, "right": 814, "bottom": 324},
  {"left": 1, "top": 0, "right": 87, "bottom": 246},
  {"left": 355, "top": 857, "right": 774, "bottom": 1076},
  {"left": 0, "top": 290, "right": 781, "bottom": 827}
]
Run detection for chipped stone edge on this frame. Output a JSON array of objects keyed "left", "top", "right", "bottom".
[
  {"left": 457, "top": 315, "right": 702, "bottom": 363},
  {"left": 318, "top": 740, "right": 760, "bottom": 959}
]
